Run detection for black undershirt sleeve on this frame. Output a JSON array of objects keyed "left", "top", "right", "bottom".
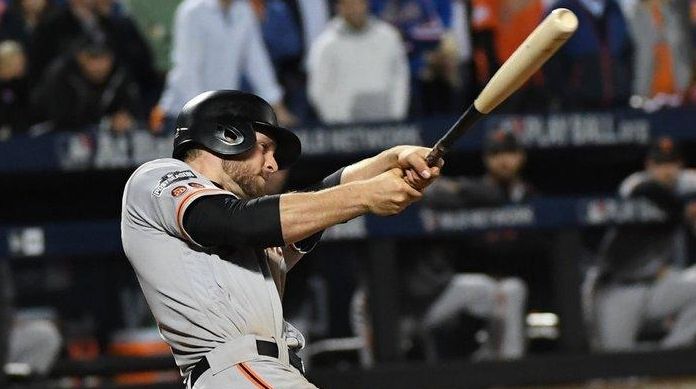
[
  {"left": 183, "top": 194, "right": 285, "bottom": 248},
  {"left": 183, "top": 168, "right": 345, "bottom": 251}
]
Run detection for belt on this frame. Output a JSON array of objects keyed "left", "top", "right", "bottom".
[{"left": 189, "top": 340, "right": 304, "bottom": 387}]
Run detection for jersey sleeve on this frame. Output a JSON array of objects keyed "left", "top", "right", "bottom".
[{"left": 123, "top": 160, "right": 231, "bottom": 245}]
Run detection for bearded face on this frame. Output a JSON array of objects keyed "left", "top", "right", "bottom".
[{"left": 221, "top": 158, "right": 267, "bottom": 198}]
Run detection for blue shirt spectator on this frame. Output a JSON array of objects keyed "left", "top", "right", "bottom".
[
  {"left": 372, "top": 0, "right": 451, "bottom": 76},
  {"left": 543, "top": 0, "right": 633, "bottom": 110}
]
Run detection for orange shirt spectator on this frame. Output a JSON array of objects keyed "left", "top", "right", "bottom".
[{"left": 496, "top": 0, "right": 544, "bottom": 61}]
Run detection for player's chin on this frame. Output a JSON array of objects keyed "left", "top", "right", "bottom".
[{"left": 253, "top": 178, "right": 267, "bottom": 196}]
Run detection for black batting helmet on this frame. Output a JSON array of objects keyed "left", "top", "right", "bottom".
[{"left": 172, "top": 90, "right": 301, "bottom": 169}]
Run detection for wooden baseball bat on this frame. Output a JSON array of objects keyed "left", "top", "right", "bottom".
[{"left": 425, "top": 8, "right": 578, "bottom": 166}]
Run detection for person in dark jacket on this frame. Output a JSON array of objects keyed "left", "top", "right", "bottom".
[
  {"left": 93, "top": 0, "right": 160, "bottom": 110},
  {"left": 32, "top": 36, "right": 142, "bottom": 133},
  {"left": 0, "top": 0, "right": 55, "bottom": 55},
  {"left": 0, "top": 40, "right": 32, "bottom": 139},
  {"left": 543, "top": 0, "right": 633, "bottom": 110},
  {"left": 30, "top": 0, "right": 110, "bottom": 84}
]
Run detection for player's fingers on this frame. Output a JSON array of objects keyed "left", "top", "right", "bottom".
[
  {"left": 405, "top": 154, "right": 431, "bottom": 179},
  {"left": 403, "top": 181, "right": 424, "bottom": 199},
  {"left": 407, "top": 168, "right": 431, "bottom": 189},
  {"left": 405, "top": 169, "right": 416, "bottom": 185}
]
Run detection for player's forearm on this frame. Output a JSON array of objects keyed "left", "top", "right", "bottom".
[
  {"left": 279, "top": 181, "right": 368, "bottom": 244},
  {"left": 341, "top": 146, "right": 404, "bottom": 184}
]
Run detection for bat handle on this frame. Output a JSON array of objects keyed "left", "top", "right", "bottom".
[{"left": 425, "top": 144, "right": 446, "bottom": 167}]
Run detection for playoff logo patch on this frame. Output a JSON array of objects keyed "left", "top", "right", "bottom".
[{"left": 153, "top": 170, "right": 196, "bottom": 197}]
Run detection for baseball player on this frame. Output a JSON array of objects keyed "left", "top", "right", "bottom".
[
  {"left": 121, "top": 90, "right": 442, "bottom": 388},
  {"left": 588, "top": 137, "right": 696, "bottom": 351}
]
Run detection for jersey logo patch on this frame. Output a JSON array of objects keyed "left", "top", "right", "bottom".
[
  {"left": 171, "top": 186, "right": 188, "bottom": 197},
  {"left": 152, "top": 170, "right": 197, "bottom": 197}
]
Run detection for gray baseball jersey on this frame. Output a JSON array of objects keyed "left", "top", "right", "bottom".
[
  {"left": 590, "top": 169, "right": 696, "bottom": 351},
  {"left": 121, "top": 158, "right": 293, "bottom": 376},
  {"left": 608, "top": 169, "right": 696, "bottom": 281}
]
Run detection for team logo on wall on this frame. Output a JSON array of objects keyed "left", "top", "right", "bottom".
[
  {"left": 188, "top": 182, "right": 205, "bottom": 188},
  {"left": 152, "top": 170, "right": 196, "bottom": 196},
  {"left": 171, "top": 186, "right": 188, "bottom": 197}
]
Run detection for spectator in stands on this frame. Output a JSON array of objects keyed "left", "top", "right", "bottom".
[
  {"left": 254, "top": 0, "right": 331, "bottom": 122},
  {"left": 121, "top": 0, "right": 180, "bottom": 78},
  {"left": 30, "top": 0, "right": 107, "bottom": 84},
  {"left": 0, "top": 0, "right": 55, "bottom": 55},
  {"left": 0, "top": 41, "right": 31, "bottom": 140},
  {"left": 470, "top": 0, "right": 546, "bottom": 111},
  {"left": 469, "top": 0, "right": 498, "bottom": 93},
  {"left": 544, "top": 0, "right": 633, "bottom": 111},
  {"left": 295, "top": 0, "right": 331, "bottom": 59},
  {"left": 256, "top": 0, "right": 311, "bottom": 121},
  {"left": 373, "top": 0, "right": 457, "bottom": 116},
  {"left": 621, "top": 0, "right": 693, "bottom": 110},
  {"left": 93, "top": 0, "right": 160, "bottom": 111},
  {"left": 32, "top": 35, "right": 142, "bottom": 133},
  {"left": 307, "top": 0, "right": 409, "bottom": 124},
  {"left": 449, "top": 0, "right": 474, "bottom": 107},
  {"left": 587, "top": 137, "right": 696, "bottom": 351},
  {"left": 154, "top": 0, "right": 296, "bottom": 133}
]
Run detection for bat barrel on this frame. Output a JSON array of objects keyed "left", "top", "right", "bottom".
[
  {"left": 426, "top": 8, "right": 578, "bottom": 165},
  {"left": 473, "top": 8, "right": 578, "bottom": 114}
]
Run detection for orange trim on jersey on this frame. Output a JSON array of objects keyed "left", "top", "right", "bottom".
[
  {"left": 175, "top": 188, "right": 228, "bottom": 240},
  {"left": 237, "top": 363, "right": 273, "bottom": 389}
]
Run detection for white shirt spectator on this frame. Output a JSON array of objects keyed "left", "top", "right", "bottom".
[
  {"left": 307, "top": 17, "right": 409, "bottom": 124},
  {"left": 159, "top": 0, "right": 283, "bottom": 115}
]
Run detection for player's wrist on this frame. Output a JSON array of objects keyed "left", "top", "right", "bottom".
[{"left": 347, "top": 180, "right": 372, "bottom": 214}]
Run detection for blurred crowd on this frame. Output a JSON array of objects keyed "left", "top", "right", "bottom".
[{"left": 1, "top": 0, "right": 696, "bottom": 140}]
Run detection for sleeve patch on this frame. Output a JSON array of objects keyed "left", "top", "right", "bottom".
[
  {"left": 171, "top": 186, "right": 188, "bottom": 197},
  {"left": 152, "top": 170, "right": 197, "bottom": 197}
]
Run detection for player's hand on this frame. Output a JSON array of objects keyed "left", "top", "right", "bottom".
[
  {"left": 361, "top": 168, "right": 423, "bottom": 216},
  {"left": 394, "top": 146, "right": 444, "bottom": 190}
]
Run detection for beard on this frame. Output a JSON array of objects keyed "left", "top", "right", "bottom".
[{"left": 221, "top": 159, "right": 266, "bottom": 198}]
